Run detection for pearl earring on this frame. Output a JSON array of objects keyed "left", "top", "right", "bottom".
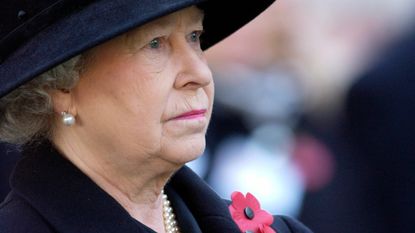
[{"left": 61, "top": 111, "right": 75, "bottom": 126}]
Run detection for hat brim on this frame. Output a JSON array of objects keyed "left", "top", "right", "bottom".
[{"left": 0, "top": 0, "right": 274, "bottom": 97}]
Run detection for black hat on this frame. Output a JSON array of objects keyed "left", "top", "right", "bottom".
[{"left": 0, "top": 0, "right": 274, "bottom": 97}]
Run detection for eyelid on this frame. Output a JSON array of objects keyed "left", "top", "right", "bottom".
[
  {"left": 188, "top": 30, "right": 204, "bottom": 42},
  {"left": 145, "top": 36, "right": 167, "bottom": 50},
  {"left": 194, "top": 30, "right": 204, "bottom": 36}
]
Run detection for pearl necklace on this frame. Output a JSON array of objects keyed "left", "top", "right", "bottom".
[{"left": 162, "top": 191, "right": 180, "bottom": 233}]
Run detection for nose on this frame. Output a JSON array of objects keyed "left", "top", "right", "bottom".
[{"left": 173, "top": 43, "right": 213, "bottom": 90}]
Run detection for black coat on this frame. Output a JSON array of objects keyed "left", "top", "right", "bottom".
[
  {"left": 0, "top": 143, "right": 312, "bottom": 233},
  {"left": 0, "top": 143, "right": 20, "bottom": 200}
]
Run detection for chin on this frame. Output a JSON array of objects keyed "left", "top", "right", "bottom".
[{"left": 164, "top": 136, "right": 206, "bottom": 165}]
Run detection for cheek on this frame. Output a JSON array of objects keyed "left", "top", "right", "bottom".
[
  {"left": 206, "top": 82, "right": 215, "bottom": 114},
  {"left": 78, "top": 64, "right": 166, "bottom": 126},
  {"left": 208, "top": 81, "right": 215, "bottom": 102}
]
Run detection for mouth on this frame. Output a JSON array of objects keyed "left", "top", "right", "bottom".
[{"left": 172, "top": 109, "right": 207, "bottom": 120}]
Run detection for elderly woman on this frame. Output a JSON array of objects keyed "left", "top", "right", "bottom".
[{"left": 0, "top": 1, "right": 312, "bottom": 232}]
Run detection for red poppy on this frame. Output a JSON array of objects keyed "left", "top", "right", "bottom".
[{"left": 229, "top": 191, "right": 276, "bottom": 233}]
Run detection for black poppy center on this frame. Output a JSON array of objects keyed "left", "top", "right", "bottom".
[{"left": 244, "top": 207, "right": 255, "bottom": 219}]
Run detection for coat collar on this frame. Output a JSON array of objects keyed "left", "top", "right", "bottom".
[{"left": 10, "top": 142, "right": 241, "bottom": 232}]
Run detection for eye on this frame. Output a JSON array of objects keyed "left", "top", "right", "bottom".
[
  {"left": 189, "top": 30, "right": 203, "bottom": 43},
  {"left": 148, "top": 38, "right": 162, "bottom": 49}
]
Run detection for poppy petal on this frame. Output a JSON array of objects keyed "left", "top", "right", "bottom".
[
  {"left": 254, "top": 210, "right": 273, "bottom": 225},
  {"left": 246, "top": 192, "right": 261, "bottom": 210},
  {"left": 231, "top": 191, "right": 248, "bottom": 210}
]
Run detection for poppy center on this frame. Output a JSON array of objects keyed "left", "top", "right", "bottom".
[{"left": 244, "top": 207, "right": 255, "bottom": 219}]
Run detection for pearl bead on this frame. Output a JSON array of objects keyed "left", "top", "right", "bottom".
[
  {"left": 162, "top": 190, "right": 180, "bottom": 233},
  {"left": 61, "top": 112, "right": 75, "bottom": 126}
]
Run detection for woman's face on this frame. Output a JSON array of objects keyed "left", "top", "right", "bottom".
[{"left": 70, "top": 6, "right": 213, "bottom": 165}]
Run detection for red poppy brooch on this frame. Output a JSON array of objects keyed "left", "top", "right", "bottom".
[{"left": 228, "top": 191, "right": 276, "bottom": 233}]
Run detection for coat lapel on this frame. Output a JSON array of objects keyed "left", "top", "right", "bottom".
[
  {"left": 164, "top": 185, "right": 202, "bottom": 233},
  {"left": 167, "top": 166, "right": 242, "bottom": 232},
  {"left": 11, "top": 143, "right": 155, "bottom": 233}
]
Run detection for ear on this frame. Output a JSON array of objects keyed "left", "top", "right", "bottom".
[{"left": 49, "top": 89, "right": 77, "bottom": 116}]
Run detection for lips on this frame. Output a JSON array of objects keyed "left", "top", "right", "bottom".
[{"left": 172, "top": 109, "right": 207, "bottom": 120}]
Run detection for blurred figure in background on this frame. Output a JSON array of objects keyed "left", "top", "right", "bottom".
[
  {"left": 297, "top": 1, "right": 415, "bottom": 232},
  {"left": 344, "top": 27, "right": 415, "bottom": 233}
]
